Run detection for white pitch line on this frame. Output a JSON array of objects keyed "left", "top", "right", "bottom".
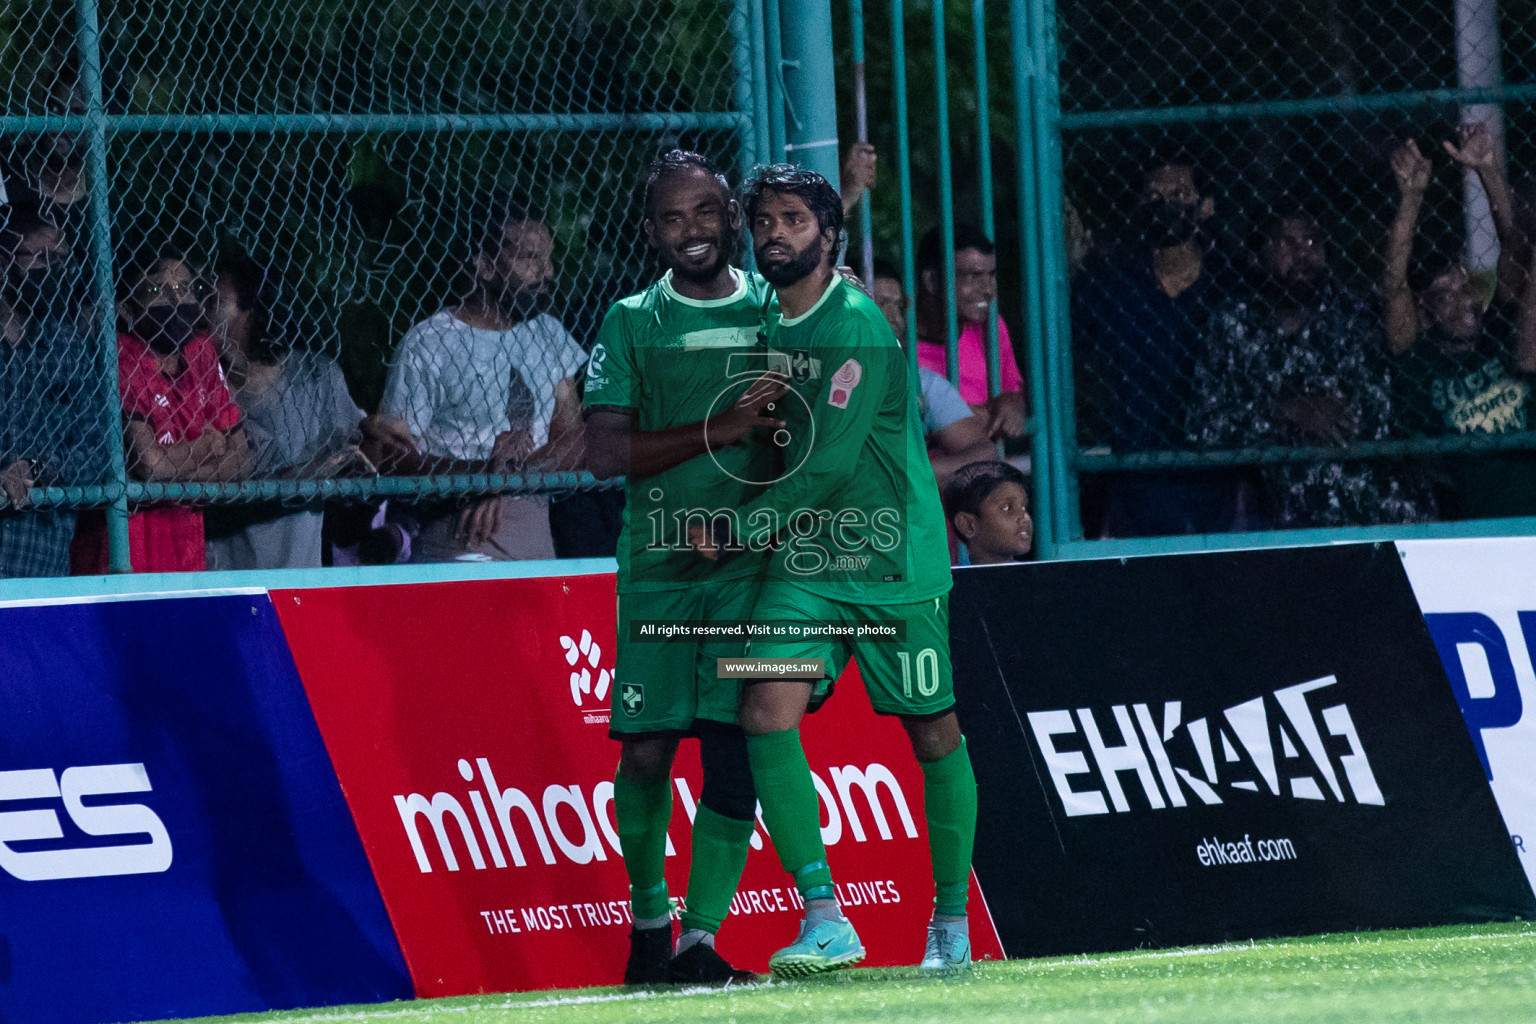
[{"left": 258, "top": 980, "right": 776, "bottom": 1024}]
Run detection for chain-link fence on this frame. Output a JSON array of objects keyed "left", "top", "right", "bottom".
[
  {"left": 1059, "top": 0, "right": 1536, "bottom": 542},
  {"left": 0, "top": 0, "right": 759, "bottom": 573}
]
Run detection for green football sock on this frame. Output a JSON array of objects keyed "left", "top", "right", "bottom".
[
  {"left": 614, "top": 764, "right": 674, "bottom": 922},
  {"left": 921, "top": 736, "right": 978, "bottom": 917},
  {"left": 679, "top": 804, "right": 756, "bottom": 935},
  {"left": 747, "top": 728, "right": 834, "bottom": 900}
]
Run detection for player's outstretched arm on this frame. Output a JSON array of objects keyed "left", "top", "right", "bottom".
[{"left": 585, "top": 373, "right": 788, "bottom": 480}]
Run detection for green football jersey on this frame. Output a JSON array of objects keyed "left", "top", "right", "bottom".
[
  {"left": 585, "top": 268, "right": 776, "bottom": 592},
  {"left": 740, "top": 274, "right": 952, "bottom": 603}
]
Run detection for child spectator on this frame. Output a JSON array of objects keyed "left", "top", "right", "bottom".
[
  {"left": 204, "top": 252, "right": 367, "bottom": 570},
  {"left": 72, "top": 245, "right": 253, "bottom": 573},
  {"left": 943, "top": 460, "right": 1034, "bottom": 565},
  {"left": 1384, "top": 127, "right": 1536, "bottom": 520}
]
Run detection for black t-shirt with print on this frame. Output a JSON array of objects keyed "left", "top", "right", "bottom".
[{"left": 1396, "top": 305, "right": 1536, "bottom": 518}]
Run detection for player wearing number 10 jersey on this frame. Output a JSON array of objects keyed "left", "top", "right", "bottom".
[
  {"left": 583, "top": 151, "right": 790, "bottom": 986},
  {"left": 694, "top": 165, "right": 978, "bottom": 976}
]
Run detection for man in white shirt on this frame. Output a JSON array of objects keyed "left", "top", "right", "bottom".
[{"left": 371, "top": 198, "right": 587, "bottom": 561}]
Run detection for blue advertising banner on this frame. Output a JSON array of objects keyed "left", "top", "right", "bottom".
[{"left": 0, "top": 592, "right": 412, "bottom": 1024}]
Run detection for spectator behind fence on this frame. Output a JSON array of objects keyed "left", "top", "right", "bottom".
[
  {"left": 367, "top": 196, "right": 586, "bottom": 561},
  {"left": 73, "top": 246, "right": 254, "bottom": 573},
  {"left": 943, "top": 460, "right": 1033, "bottom": 566},
  {"left": 0, "top": 205, "right": 110, "bottom": 576},
  {"left": 872, "top": 259, "right": 997, "bottom": 487},
  {"left": 914, "top": 224, "right": 1028, "bottom": 440},
  {"left": 1190, "top": 209, "right": 1433, "bottom": 529},
  {"left": 203, "top": 252, "right": 367, "bottom": 570},
  {"left": 1384, "top": 130, "right": 1536, "bottom": 520},
  {"left": 4, "top": 75, "right": 97, "bottom": 283},
  {"left": 1072, "top": 146, "right": 1240, "bottom": 537}
]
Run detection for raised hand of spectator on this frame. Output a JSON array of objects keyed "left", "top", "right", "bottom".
[
  {"left": 1, "top": 458, "right": 33, "bottom": 509},
  {"left": 1275, "top": 392, "right": 1360, "bottom": 446},
  {"left": 981, "top": 390, "right": 1028, "bottom": 440},
  {"left": 1443, "top": 122, "right": 1498, "bottom": 172},
  {"left": 1390, "top": 139, "right": 1431, "bottom": 197},
  {"left": 840, "top": 141, "right": 877, "bottom": 217}
]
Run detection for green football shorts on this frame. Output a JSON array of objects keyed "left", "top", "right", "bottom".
[
  {"left": 609, "top": 582, "right": 758, "bottom": 737},
  {"left": 741, "top": 581, "right": 955, "bottom": 718}
]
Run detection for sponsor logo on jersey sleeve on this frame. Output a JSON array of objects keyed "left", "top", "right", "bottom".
[
  {"left": 828, "top": 358, "right": 863, "bottom": 409},
  {"left": 585, "top": 344, "right": 610, "bottom": 390}
]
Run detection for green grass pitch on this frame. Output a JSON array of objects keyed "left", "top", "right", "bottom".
[{"left": 158, "top": 922, "right": 1536, "bottom": 1024}]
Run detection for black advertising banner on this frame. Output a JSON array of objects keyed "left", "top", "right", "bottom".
[{"left": 951, "top": 543, "right": 1535, "bottom": 957}]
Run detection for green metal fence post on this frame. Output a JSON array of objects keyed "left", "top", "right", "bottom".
[
  {"left": 891, "top": 0, "right": 920, "bottom": 380},
  {"left": 1010, "top": 0, "right": 1054, "bottom": 559},
  {"left": 973, "top": 0, "right": 1002, "bottom": 400},
  {"left": 850, "top": 0, "right": 875, "bottom": 286},
  {"left": 749, "top": 0, "right": 773, "bottom": 167},
  {"left": 779, "top": 0, "right": 842, "bottom": 182},
  {"left": 1026, "top": 0, "right": 1076, "bottom": 544},
  {"left": 731, "top": 0, "right": 767, "bottom": 172},
  {"left": 932, "top": 0, "right": 961, "bottom": 384},
  {"left": 765, "top": 0, "right": 788, "bottom": 162},
  {"left": 73, "top": 0, "right": 131, "bottom": 573}
]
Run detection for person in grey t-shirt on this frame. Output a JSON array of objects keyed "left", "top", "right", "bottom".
[
  {"left": 206, "top": 253, "right": 365, "bottom": 570},
  {"left": 367, "top": 197, "right": 586, "bottom": 561}
]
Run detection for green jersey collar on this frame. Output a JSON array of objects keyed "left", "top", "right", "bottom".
[
  {"left": 660, "top": 267, "right": 749, "bottom": 307},
  {"left": 778, "top": 273, "right": 844, "bottom": 327}
]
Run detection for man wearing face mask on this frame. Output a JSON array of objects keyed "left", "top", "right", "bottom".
[
  {"left": 370, "top": 197, "right": 587, "bottom": 561},
  {"left": 0, "top": 205, "right": 111, "bottom": 576},
  {"left": 1190, "top": 209, "right": 1433, "bottom": 529},
  {"left": 71, "top": 245, "right": 254, "bottom": 574},
  {"left": 1071, "top": 147, "right": 1239, "bottom": 537}
]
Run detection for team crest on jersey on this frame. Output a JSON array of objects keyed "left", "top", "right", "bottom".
[
  {"left": 791, "top": 348, "right": 812, "bottom": 383},
  {"left": 620, "top": 682, "right": 645, "bottom": 717},
  {"left": 827, "top": 358, "right": 863, "bottom": 409}
]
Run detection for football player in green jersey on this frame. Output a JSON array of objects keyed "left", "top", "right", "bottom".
[
  {"left": 693, "top": 165, "right": 978, "bottom": 976},
  {"left": 584, "top": 151, "right": 790, "bottom": 986}
]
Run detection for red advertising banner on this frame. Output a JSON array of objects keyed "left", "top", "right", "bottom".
[{"left": 272, "top": 575, "right": 1003, "bottom": 997}]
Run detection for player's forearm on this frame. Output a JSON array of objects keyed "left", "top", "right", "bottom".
[
  {"left": 626, "top": 423, "right": 719, "bottom": 478},
  {"left": 587, "top": 417, "right": 720, "bottom": 480}
]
